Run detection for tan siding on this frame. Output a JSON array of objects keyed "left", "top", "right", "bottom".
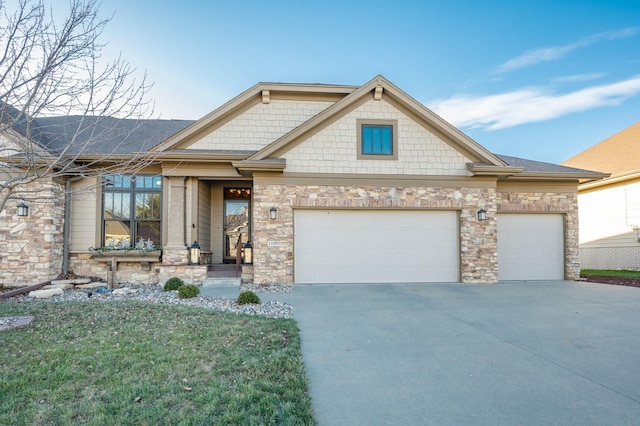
[
  {"left": 198, "top": 181, "right": 212, "bottom": 252},
  {"left": 188, "top": 99, "right": 335, "bottom": 151},
  {"left": 211, "top": 185, "right": 224, "bottom": 263},
  {"left": 283, "top": 98, "right": 471, "bottom": 175},
  {"left": 69, "top": 178, "right": 98, "bottom": 251}
]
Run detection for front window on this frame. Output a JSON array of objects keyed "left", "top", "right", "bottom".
[{"left": 102, "top": 174, "right": 162, "bottom": 248}]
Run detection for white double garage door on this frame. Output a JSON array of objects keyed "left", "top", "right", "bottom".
[{"left": 294, "top": 210, "right": 564, "bottom": 284}]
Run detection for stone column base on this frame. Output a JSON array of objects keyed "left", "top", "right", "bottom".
[{"left": 162, "top": 246, "right": 189, "bottom": 265}]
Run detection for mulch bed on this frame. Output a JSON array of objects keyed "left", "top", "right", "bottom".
[{"left": 580, "top": 275, "right": 640, "bottom": 288}]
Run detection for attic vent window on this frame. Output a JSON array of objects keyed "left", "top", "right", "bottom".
[{"left": 356, "top": 119, "right": 398, "bottom": 160}]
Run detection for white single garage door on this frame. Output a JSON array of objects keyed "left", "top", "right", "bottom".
[
  {"left": 294, "top": 210, "right": 459, "bottom": 284},
  {"left": 498, "top": 214, "right": 564, "bottom": 280}
]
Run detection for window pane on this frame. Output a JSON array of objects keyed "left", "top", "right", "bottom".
[
  {"left": 380, "top": 127, "right": 392, "bottom": 154},
  {"left": 136, "top": 221, "right": 161, "bottom": 246},
  {"left": 105, "top": 221, "right": 131, "bottom": 247},
  {"left": 136, "top": 193, "right": 160, "bottom": 220},
  {"left": 362, "top": 125, "right": 392, "bottom": 155},
  {"left": 106, "top": 175, "right": 132, "bottom": 188},
  {"left": 362, "top": 126, "right": 373, "bottom": 154},
  {"left": 104, "top": 193, "right": 131, "bottom": 219},
  {"left": 136, "top": 175, "right": 162, "bottom": 189}
]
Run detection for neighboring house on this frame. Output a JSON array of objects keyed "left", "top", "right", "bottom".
[
  {"left": 0, "top": 75, "right": 607, "bottom": 287},
  {"left": 562, "top": 121, "right": 640, "bottom": 270}
]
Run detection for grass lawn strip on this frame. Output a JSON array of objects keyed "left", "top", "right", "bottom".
[
  {"left": 580, "top": 269, "right": 640, "bottom": 279},
  {"left": 0, "top": 301, "right": 315, "bottom": 425}
]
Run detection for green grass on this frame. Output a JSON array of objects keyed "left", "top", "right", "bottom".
[
  {"left": 0, "top": 302, "right": 315, "bottom": 425},
  {"left": 581, "top": 269, "right": 640, "bottom": 278}
]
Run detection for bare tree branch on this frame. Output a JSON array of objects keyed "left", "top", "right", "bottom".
[{"left": 0, "top": 0, "right": 162, "bottom": 212}]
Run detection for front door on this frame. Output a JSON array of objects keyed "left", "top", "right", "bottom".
[{"left": 223, "top": 188, "right": 250, "bottom": 263}]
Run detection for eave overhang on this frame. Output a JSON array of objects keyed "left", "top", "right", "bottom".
[
  {"left": 503, "top": 171, "right": 609, "bottom": 183},
  {"left": 578, "top": 170, "right": 634, "bottom": 190},
  {"left": 232, "top": 158, "right": 286, "bottom": 176},
  {"left": 467, "top": 163, "right": 524, "bottom": 177}
]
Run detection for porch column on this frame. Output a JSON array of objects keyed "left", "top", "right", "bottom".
[{"left": 163, "top": 176, "right": 189, "bottom": 265}]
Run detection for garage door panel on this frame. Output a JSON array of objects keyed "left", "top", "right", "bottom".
[
  {"left": 498, "top": 214, "right": 564, "bottom": 281},
  {"left": 294, "top": 210, "right": 459, "bottom": 284}
]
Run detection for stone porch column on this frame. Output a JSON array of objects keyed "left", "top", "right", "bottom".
[{"left": 163, "top": 176, "right": 189, "bottom": 265}]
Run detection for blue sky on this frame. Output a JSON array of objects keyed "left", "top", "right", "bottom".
[{"left": 68, "top": 0, "right": 640, "bottom": 164}]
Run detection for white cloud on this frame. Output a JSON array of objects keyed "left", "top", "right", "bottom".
[
  {"left": 496, "top": 28, "right": 639, "bottom": 73},
  {"left": 551, "top": 73, "right": 606, "bottom": 83},
  {"left": 429, "top": 76, "right": 640, "bottom": 131}
]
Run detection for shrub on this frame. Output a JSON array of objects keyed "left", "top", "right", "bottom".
[
  {"left": 164, "top": 277, "right": 184, "bottom": 291},
  {"left": 178, "top": 284, "right": 200, "bottom": 299},
  {"left": 237, "top": 291, "right": 260, "bottom": 305}
]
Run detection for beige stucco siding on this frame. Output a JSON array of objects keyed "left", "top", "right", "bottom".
[
  {"left": 69, "top": 178, "right": 98, "bottom": 251},
  {"left": 189, "top": 99, "right": 335, "bottom": 151},
  {"left": 283, "top": 98, "right": 470, "bottom": 175}
]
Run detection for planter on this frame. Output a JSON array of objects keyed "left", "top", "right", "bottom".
[
  {"left": 91, "top": 250, "right": 162, "bottom": 262},
  {"left": 90, "top": 251, "right": 162, "bottom": 288}
]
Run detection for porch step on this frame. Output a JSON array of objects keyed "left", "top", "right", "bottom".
[
  {"left": 207, "top": 264, "right": 241, "bottom": 278},
  {"left": 201, "top": 277, "right": 241, "bottom": 287}
]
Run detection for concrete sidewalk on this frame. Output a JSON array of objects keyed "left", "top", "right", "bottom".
[{"left": 204, "top": 282, "right": 640, "bottom": 425}]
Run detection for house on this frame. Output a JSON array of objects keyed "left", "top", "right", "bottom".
[
  {"left": 562, "top": 121, "right": 640, "bottom": 270},
  {"left": 0, "top": 75, "right": 607, "bottom": 287}
]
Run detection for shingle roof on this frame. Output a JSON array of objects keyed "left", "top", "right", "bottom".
[
  {"left": 30, "top": 116, "right": 195, "bottom": 155},
  {"left": 496, "top": 154, "right": 599, "bottom": 174},
  {"left": 562, "top": 121, "right": 640, "bottom": 175}
]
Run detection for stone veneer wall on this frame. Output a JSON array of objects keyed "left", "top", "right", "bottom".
[
  {"left": 69, "top": 252, "right": 209, "bottom": 287},
  {"left": 496, "top": 190, "right": 579, "bottom": 280},
  {"left": 252, "top": 182, "right": 498, "bottom": 285},
  {"left": 0, "top": 179, "right": 65, "bottom": 287}
]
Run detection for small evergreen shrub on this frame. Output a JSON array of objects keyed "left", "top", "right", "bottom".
[
  {"left": 178, "top": 284, "right": 200, "bottom": 299},
  {"left": 164, "top": 277, "right": 184, "bottom": 291},
  {"left": 237, "top": 291, "right": 260, "bottom": 305}
]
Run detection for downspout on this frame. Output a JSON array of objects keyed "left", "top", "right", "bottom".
[{"left": 62, "top": 177, "right": 83, "bottom": 276}]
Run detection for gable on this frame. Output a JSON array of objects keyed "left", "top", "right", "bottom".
[
  {"left": 282, "top": 98, "right": 471, "bottom": 175},
  {"left": 185, "top": 99, "right": 336, "bottom": 152}
]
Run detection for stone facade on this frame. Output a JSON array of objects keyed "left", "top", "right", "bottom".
[
  {"left": 0, "top": 179, "right": 65, "bottom": 287},
  {"left": 69, "top": 251, "right": 209, "bottom": 287},
  {"left": 252, "top": 181, "right": 499, "bottom": 284},
  {"left": 496, "top": 190, "right": 579, "bottom": 280}
]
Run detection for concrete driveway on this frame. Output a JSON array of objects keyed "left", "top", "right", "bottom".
[{"left": 208, "top": 281, "right": 640, "bottom": 425}]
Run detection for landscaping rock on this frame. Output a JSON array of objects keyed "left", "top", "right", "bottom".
[
  {"left": 113, "top": 288, "right": 138, "bottom": 295},
  {"left": 43, "top": 283, "right": 73, "bottom": 290},
  {"left": 0, "top": 316, "right": 35, "bottom": 331},
  {"left": 28, "top": 288, "right": 63, "bottom": 299},
  {"left": 76, "top": 282, "right": 106, "bottom": 289}
]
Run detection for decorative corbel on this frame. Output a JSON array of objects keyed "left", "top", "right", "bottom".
[
  {"left": 374, "top": 85, "right": 383, "bottom": 100},
  {"left": 262, "top": 90, "right": 270, "bottom": 104}
]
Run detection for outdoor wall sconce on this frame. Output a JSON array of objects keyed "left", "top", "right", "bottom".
[
  {"left": 477, "top": 208, "right": 487, "bottom": 221},
  {"left": 190, "top": 241, "right": 201, "bottom": 265},
  {"left": 269, "top": 207, "right": 277, "bottom": 221},
  {"left": 17, "top": 202, "right": 29, "bottom": 217}
]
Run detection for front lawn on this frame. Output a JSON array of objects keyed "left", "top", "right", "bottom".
[
  {"left": 581, "top": 269, "right": 640, "bottom": 278},
  {"left": 0, "top": 302, "right": 315, "bottom": 425}
]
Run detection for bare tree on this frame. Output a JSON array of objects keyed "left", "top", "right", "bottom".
[{"left": 0, "top": 0, "right": 157, "bottom": 212}]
